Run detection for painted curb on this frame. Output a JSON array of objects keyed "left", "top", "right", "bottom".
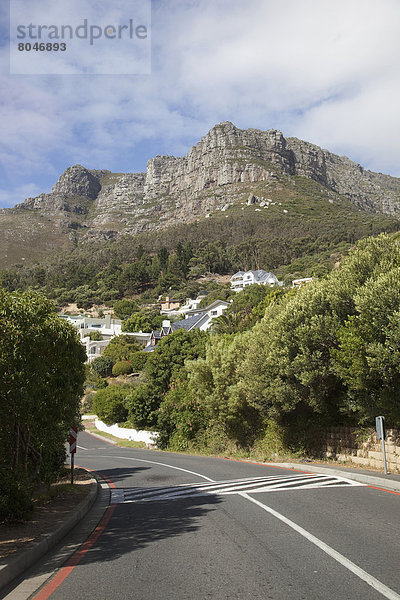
[
  {"left": 272, "top": 462, "right": 400, "bottom": 493},
  {"left": 0, "top": 474, "right": 99, "bottom": 591}
]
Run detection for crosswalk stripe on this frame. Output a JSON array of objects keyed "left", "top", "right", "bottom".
[{"left": 110, "top": 473, "right": 364, "bottom": 504}]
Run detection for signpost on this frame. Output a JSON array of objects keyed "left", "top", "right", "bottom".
[
  {"left": 375, "top": 416, "right": 387, "bottom": 475},
  {"left": 69, "top": 426, "right": 78, "bottom": 485}
]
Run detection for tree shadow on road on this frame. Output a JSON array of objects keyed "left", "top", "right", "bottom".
[{"left": 79, "top": 491, "right": 223, "bottom": 566}]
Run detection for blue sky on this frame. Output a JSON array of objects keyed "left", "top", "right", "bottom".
[{"left": 1, "top": 0, "right": 400, "bottom": 208}]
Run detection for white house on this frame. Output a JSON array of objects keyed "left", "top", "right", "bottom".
[
  {"left": 60, "top": 314, "right": 123, "bottom": 363},
  {"left": 82, "top": 338, "right": 110, "bottom": 363},
  {"left": 230, "top": 270, "right": 281, "bottom": 292},
  {"left": 60, "top": 314, "right": 122, "bottom": 340},
  {"left": 292, "top": 277, "right": 314, "bottom": 288},
  {"left": 143, "top": 300, "right": 230, "bottom": 352}
]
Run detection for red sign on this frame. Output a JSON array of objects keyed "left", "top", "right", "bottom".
[{"left": 69, "top": 427, "right": 78, "bottom": 454}]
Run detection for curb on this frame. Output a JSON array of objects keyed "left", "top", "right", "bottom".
[
  {"left": 272, "top": 462, "right": 400, "bottom": 493},
  {"left": 0, "top": 474, "right": 99, "bottom": 591},
  {"left": 84, "top": 430, "right": 117, "bottom": 444}
]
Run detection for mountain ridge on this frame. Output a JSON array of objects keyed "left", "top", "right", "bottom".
[{"left": 1, "top": 121, "right": 400, "bottom": 267}]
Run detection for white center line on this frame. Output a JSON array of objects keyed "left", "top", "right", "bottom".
[{"left": 240, "top": 492, "right": 400, "bottom": 600}]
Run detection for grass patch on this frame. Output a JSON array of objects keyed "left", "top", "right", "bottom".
[{"left": 84, "top": 424, "right": 147, "bottom": 448}]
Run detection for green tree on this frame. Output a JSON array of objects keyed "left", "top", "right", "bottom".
[
  {"left": 187, "top": 333, "right": 258, "bottom": 445},
  {"left": 102, "top": 335, "right": 140, "bottom": 363},
  {"left": 122, "top": 313, "right": 152, "bottom": 333},
  {"left": 112, "top": 360, "right": 133, "bottom": 376},
  {"left": 333, "top": 266, "right": 400, "bottom": 424},
  {"left": 125, "top": 382, "right": 161, "bottom": 429},
  {"left": 113, "top": 299, "right": 139, "bottom": 320},
  {"left": 236, "top": 234, "right": 400, "bottom": 444},
  {"left": 91, "top": 355, "right": 114, "bottom": 377},
  {"left": 92, "top": 385, "right": 129, "bottom": 425},
  {"left": 0, "top": 289, "right": 86, "bottom": 521},
  {"left": 145, "top": 329, "right": 208, "bottom": 393}
]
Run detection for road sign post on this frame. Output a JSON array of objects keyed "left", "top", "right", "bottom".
[
  {"left": 69, "top": 426, "right": 78, "bottom": 485},
  {"left": 375, "top": 416, "right": 387, "bottom": 475}
]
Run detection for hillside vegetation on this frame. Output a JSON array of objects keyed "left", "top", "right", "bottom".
[{"left": 88, "top": 235, "right": 400, "bottom": 459}]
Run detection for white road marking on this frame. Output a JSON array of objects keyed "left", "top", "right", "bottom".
[
  {"left": 111, "top": 474, "right": 364, "bottom": 503},
  {"left": 111, "top": 455, "right": 215, "bottom": 482},
  {"left": 77, "top": 445, "right": 89, "bottom": 450},
  {"left": 240, "top": 492, "right": 400, "bottom": 600},
  {"left": 95, "top": 453, "right": 399, "bottom": 598}
]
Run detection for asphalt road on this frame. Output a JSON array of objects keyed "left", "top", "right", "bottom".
[{"left": 14, "top": 432, "right": 400, "bottom": 599}]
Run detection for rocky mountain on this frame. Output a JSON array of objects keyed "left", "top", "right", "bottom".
[{"left": 1, "top": 121, "right": 400, "bottom": 266}]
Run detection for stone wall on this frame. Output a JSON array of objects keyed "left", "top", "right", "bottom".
[{"left": 321, "top": 427, "right": 400, "bottom": 473}]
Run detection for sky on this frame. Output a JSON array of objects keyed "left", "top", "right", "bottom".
[{"left": 0, "top": 0, "right": 399, "bottom": 209}]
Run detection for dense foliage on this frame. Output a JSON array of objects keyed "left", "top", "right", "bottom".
[
  {"left": 0, "top": 290, "right": 86, "bottom": 521},
  {"left": 155, "top": 235, "right": 400, "bottom": 452}
]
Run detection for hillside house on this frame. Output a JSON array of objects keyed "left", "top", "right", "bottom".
[
  {"left": 230, "top": 270, "right": 281, "bottom": 292},
  {"left": 61, "top": 314, "right": 122, "bottom": 340},
  {"left": 143, "top": 300, "right": 230, "bottom": 352},
  {"left": 160, "top": 296, "right": 181, "bottom": 313},
  {"left": 292, "top": 277, "right": 314, "bottom": 288}
]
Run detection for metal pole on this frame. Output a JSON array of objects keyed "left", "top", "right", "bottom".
[
  {"left": 381, "top": 437, "right": 388, "bottom": 475},
  {"left": 71, "top": 452, "right": 74, "bottom": 485}
]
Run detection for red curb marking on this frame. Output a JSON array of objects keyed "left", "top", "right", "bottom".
[
  {"left": 95, "top": 472, "right": 116, "bottom": 488},
  {"left": 221, "top": 456, "right": 400, "bottom": 496},
  {"left": 366, "top": 485, "right": 400, "bottom": 496},
  {"left": 32, "top": 504, "right": 116, "bottom": 599}
]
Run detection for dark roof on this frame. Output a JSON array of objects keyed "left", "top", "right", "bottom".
[
  {"left": 151, "top": 330, "right": 161, "bottom": 339},
  {"left": 172, "top": 313, "right": 204, "bottom": 331},
  {"left": 143, "top": 345, "right": 155, "bottom": 352}
]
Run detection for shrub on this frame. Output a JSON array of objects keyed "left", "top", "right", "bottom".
[
  {"left": 88, "top": 331, "right": 103, "bottom": 341},
  {"left": 112, "top": 360, "right": 133, "bottom": 376},
  {"left": 157, "top": 383, "right": 207, "bottom": 450},
  {"left": 130, "top": 351, "right": 147, "bottom": 372},
  {"left": 91, "top": 355, "right": 114, "bottom": 377},
  {"left": 92, "top": 385, "right": 129, "bottom": 425},
  {"left": 125, "top": 382, "right": 161, "bottom": 429}
]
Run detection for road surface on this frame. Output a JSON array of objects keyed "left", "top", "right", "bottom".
[{"left": 5, "top": 431, "right": 400, "bottom": 599}]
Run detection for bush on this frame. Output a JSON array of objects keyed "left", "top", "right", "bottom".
[
  {"left": 91, "top": 355, "right": 114, "bottom": 377},
  {"left": 92, "top": 385, "right": 129, "bottom": 425},
  {"left": 112, "top": 360, "right": 133, "bottom": 376},
  {"left": 0, "top": 470, "right": 33, "bottom": 523},
  {"left": 125, "top": 383, "right": 161, "bottom": 429},
  {"left": 130, "top": 351, "right": 147, "bottom": 372},
  {"left": 102, "top": 335, "right": 140, "bottom": 362},
  {"left": 157, "top": 383, "right": 207, "bottom": 450},
  {"left": 88, "top": 331, "right": 103, "bottom": 341},
  {"left": 113, "top": 299, "right": 139, "bottom": 320},
  {"left": 82, "top": 392, "right": 95, "bottom": 413}
]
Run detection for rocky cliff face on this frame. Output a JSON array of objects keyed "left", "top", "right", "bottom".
[{"left": 10, "top": 121, "right": 400, "bottom": 240}]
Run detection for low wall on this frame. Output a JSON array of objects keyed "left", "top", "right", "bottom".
[
  {"left": 321, "top": 427, "right": 400, "bottom": 472},
  {"left": 95, "top": 419, "right": 159, "bottom": 447}
]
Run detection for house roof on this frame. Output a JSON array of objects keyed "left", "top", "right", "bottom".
[
  {"left": 143, "top": 345, "right": 155, "bottom": 352},
  {"left": 172, "top": 313, "right": 205, "bottom": 331},
  {"left": 255, "top": 271, "right": 278, "bottom": 282},
  {"left": 185, "top": 299, "right": 230, "bottom": 316}
]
